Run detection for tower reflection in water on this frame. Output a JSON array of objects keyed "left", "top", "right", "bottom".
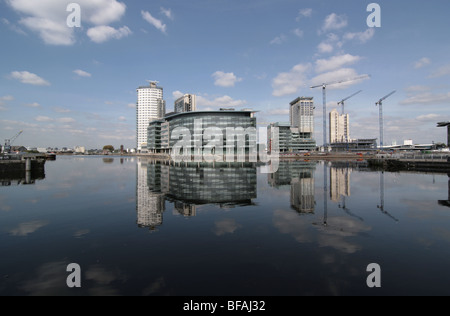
[
  {"left": 268, "top": 161, "right": 317, "bottom": 214},
  {"left": 137, "top": 158, "right": 257, "bottom": 230}
]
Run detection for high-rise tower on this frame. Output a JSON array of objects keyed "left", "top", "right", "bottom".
[{"left": 136, "top": 81, "right": 165, "bottom": 152}]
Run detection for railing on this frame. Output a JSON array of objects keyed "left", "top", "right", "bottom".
[
  {"left": 0, "top": 154, "right": 22, "bottom": 161},
  {"left": 400, "top": 154, "right": 449, "bottom": 161}
]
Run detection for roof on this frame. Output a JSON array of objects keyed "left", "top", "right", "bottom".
[{"left": 437, "top": 122, "right": 450, "bottom": 127}]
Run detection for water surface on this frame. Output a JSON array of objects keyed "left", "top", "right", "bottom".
[{"left": 0, "top": 156, "right": 449, "bottom": 296}]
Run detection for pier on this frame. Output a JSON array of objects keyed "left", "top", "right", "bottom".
[
  {"left": 368, "top": 153, "right": 450, "bottom": 173},
  {"left": 0, "top": 154, "right": 47, "bottom": 185}
]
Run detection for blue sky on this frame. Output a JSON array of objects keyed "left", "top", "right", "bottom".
[{"left": 1, "top": 0, "right": 449, "bottom": 149}]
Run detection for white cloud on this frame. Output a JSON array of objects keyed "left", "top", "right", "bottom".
[
  {"left": 118, "top": 116, "right": 127, "bottom": 122},
  {"left": 52, "top": 107, "right": 71, "bottom": 113},
  {"left": 172, "top": 90, "right": 184, "bottom": 100},
  {"left": 35, "top": 116, "right": 53, "bottom": 122},
  {"left": 127, "top": 103, "right": 136, "bottom": 109},
  {"left": 87, "top": 25, "right": 131, "bottom": 43},
  {"left": 73, "top": 69, "right": 92, "bottom": 77},
  {"left": 414, "top": 57, "right": 431, "bottom": 69},
  {"left": 317, "top": 42, "right": 334, "bottom": 54},
  {"left": 296, "top": 8, "right": 312, "bottom": 21},
  {"left": 10, "top": 71, "right": 50, "bottom": 86},
  {"left": 272, "top": 63, "right": 311, "bottom": 97},
  {"left": 310, "top": 68, "right": 369, "bottom": 90},
  {"left": 1, "top": 95, "right": 14, "bottom": 101},
  {"left": 293, "top": 28, "right": 304, "bottom": 38},
  {"left": 400, "top": 92, "right": 450, "bottom": 105},
  {"left": 160, "top": 7, "right": 174, "bottom": 20},
  {"left": 405, "top": 85, "right": 431, "bottom": 93},
  {"left": 321, "top": 13, "right": 348, "bottom": 33},
  {"left": 25, "top": 102, "right": 40, "bottom": 107},
  {"left": 197, "top": 95, "right": 247, "bottom": 108},
  {"left": 429, "top": 64, "right": 450, "bottom": 78},
  {"left": 270, "top": 34, "right": 286, "bottom": 45},
  {"left": 315, "top": 54, "right": 362, "bottom": 73},
  {"left": 141, "top": 10, "right": 167, "bottom": 34},
  {"left": 267, "top": 109, "right": 290, "bottom": 115},
  {"left": 343, "top": 28, "right": 375, "bottom": 43},
  {"left": 57, "top": 117, "right": 75, "bottom": 123},
  {"left": 212, "top": 71, "right": 243, "bottom": 87},
  {"left": 6, "top": 0, "right": 127, "bottom": 45}
]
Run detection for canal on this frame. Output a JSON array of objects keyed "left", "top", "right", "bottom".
[{"left": 0, "top": 156, "right": 449, "bottom": 296}]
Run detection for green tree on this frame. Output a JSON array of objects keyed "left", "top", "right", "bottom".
[{"left": 103, "top": 145, "right": 115, "bottom": 152}]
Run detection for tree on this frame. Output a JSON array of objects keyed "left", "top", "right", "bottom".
[{"left": 103, "top": 145, "right": 115, "bottom": 152}]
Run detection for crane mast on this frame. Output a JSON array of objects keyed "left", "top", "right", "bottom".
[{"left": 375, "top": 91, "right": 396, "bottom": 149}]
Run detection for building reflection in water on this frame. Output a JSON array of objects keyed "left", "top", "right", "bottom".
[
  {"left": 136, "top": 158, "right": 257, "bottom": 230},
  {"left": 438, "top": 173, "right": 450, "bottom": 208},
  {"left": 268, "top": 161, "right": 316, "bottom": 214}
]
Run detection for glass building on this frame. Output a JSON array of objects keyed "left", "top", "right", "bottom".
[
  {"left": 148, "top": 110, "right": 257, "bottom": 159},
  {"left": 267, "top": 122, "right": 316, "bottom": 153}
]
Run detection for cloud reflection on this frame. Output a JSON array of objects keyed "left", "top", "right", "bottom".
[
  {"left": 214, "top": 219, "right": 242, "bottom": 236},
  {"left": 9, "top": 220, "right": 48, "bottom": 236}
]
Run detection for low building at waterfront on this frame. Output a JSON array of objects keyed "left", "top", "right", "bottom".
[
  {"left": 147, "top": 109, "right": 257, "bottom": 157},
  {"left": 267, "top": 122, "right": 316, "bottom": 153}
]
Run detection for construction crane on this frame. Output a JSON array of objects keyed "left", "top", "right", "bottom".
[
  {"left": 3, "top": 130, "right": 23, "bottom": 154},
  {"left": 311, "top": 75, "right": 369, "bottom": 149},
  {"left": 338, "top": 90, "right": 362, "bottom": 115},
  {"left": 375, "top": 91, "right": 396, "bottom": 149}
]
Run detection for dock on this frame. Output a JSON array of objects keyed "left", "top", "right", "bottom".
[
  {"left": 0, "top": 154, "right": 47, "bottom": 185},
  {"left": 368, "top": 153, "right": 450, "bottom": 173}
]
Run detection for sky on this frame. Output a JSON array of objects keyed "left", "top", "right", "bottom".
[{"left": 1, "top": 0, "right": 450, "bottom": 149}]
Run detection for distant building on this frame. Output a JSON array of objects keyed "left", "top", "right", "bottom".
[
  {"left": 174, "top": 94, "right": 197, "bottom": 113},
  {"left": 329, "top": 109, "right": 349, "bottom": 144},
  {"left": 137, "top": 81, "right": 165, "bottom": 152},
  {"left": 267, "top": 122, "right": 316, "bottom": 153},
  {"left": 289, "top": 97, "right": 314, "bottom": 138},
  {"left": 329, "top": 139, "right": 377, "bottom": 152},
  {"left": 75, "top": 146, "right": 86, "bottom": 154},
  {"left": 147, "top": 109, "right": 256, "bottom": 156}
]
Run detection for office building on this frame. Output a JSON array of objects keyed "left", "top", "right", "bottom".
[
  {"left": 329, "top": 109, "right": 350, "bottom": 144},
  {"left": 147, "top": 109, "right": 256, "bottom": 156},
  {"left": 175, "top": 94, "right": 197, "bottom": 113},
  {"left": 289, "top": 97, "right": 314, "bottom": 138},
  {"left": 267, "top": 122, "right": 316, "bottom": 153},
  {"left": 136, "top": 81, "right": 165, "bottom": 152}
]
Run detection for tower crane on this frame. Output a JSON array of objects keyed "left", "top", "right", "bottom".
[
  {"left": 311, "top": 75, "right": 369, "bottom": 149},
  {"left": 338, "top": 90, "right": 362, "bottom": 115},
  {"left": 3, "top": 130, "right": 23, "bottom": 154},
  {"left": 375, "top": 91, "right": 396, "bottom": 149}
]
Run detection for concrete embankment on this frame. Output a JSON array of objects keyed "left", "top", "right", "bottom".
[{"left": 368, "top": 157, "right": 450, "bottom": 173}]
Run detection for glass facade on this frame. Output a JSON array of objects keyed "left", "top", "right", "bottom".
[
  {"left": 268, "top": 122, "right": 316, "bottom": 153},
  {"left": 148, "top": 111, "right": 257, "bottom": 158}
]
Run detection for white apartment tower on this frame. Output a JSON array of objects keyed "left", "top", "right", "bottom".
[
  {"left": 136, "top": 81, "right": 165, "bottom": 151},
  {"left": 174, "top": 94, "right": 197, "bottom": 113},
  {"left": 329, "top": 109, "right": 350, "bottom": 144},
  {"left": 289, "top": 97, "right": 314, "bottom": 138}
]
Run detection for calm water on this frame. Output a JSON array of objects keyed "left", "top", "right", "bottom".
[{"left": 0, "top": 156, "right": 449, "bottom": 296}]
